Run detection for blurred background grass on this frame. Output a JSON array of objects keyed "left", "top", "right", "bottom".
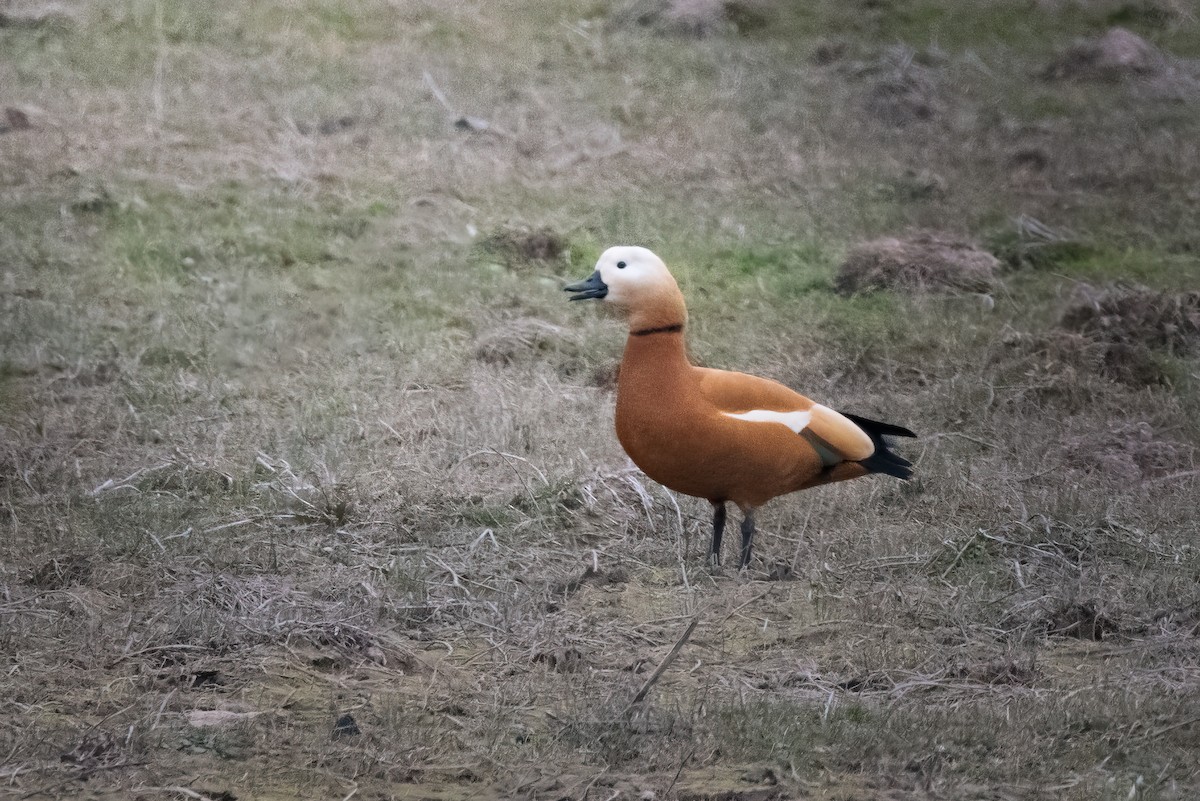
[{"left": 2, "top": 1, "right": 1200, "bottom": 799}]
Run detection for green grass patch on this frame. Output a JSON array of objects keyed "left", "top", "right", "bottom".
[
  {"left": 702, "top": 242, "right": 836, "bottom": 296},
  {"left": 91, "top": 187, "right": 366, "bottom": 280},
  {"left": 1003, "top": 242, "right": 1200, "bottom": 290}
]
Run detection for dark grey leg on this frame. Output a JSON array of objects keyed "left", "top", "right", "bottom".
[
  {"left": 710, "top": 502, "right": 726, "bottom": 567},
  {"left": 738, "top": 509, "right": 756, "bottom": 570}
]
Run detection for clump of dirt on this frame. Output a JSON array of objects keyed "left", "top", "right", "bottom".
[
  {"left": 296, "top": 115, "right": 358, "bottom": 136},
  {"left": 586, "top": 362, "right": 620, "bottom": 392},
  {"left": 835, "top": 230, "right": 999, "bottom": 294},
  {"left": 1042, "top": 27, "right": 1200, "bottom": 98},
  {"left": 995, "top": 329, "right": 1167, "bottom": 390},
  {"left": 0, "top": 107, "right": 33, "bottom": 135},
  {"left": 60, "top": 731, "right": 124, "bottom": 771},
  {"left": 858, "top": 45, "right": 943, "bottom": 126},
  {"left": 951, "top": 654, "right": 1039, "bottom": 686},
  {"left": 990, "top": 331, "right": 1098, "bottom": 405},
  {"left": 547, "top": 564, "right": 628, "bottom": 604},
  {"left": 28, "top": 554, "right": 94, "bottom": 589},
  {"left": 1106, "top": 0, "right": 1191, "bottom": 29},
  {"left": 1043, "top": 27, "right": 1166, "bottom": 82},
  {"left": 71, "top": 183, "right": 117, "bottom": 213},
  {"left": 0, "top": 6, "right": 75, "bottom": 30},
  {"left": 1060, "top": 283, "right": 1200, "bottom": 353},
  {"left": 610, "top": 0, "right": 773, "bottom": 37},
  {"left": 1061, "top": 422, "right": 1194, "bottom": 483},
  {"left": 474, "top": 317, "right": 574, "bottom": 365},
  {"left": 533, "top": 646, "right": 586, "bottom": 673},
  {"left": 1095, "top": 341, "right": 1168, "bottom": 386},
  {"left": 1041, "top": 601, "right": 1118, "bottom": 641},
  {"left": 811, "top": 39, "right": 849, "bottom": 65},
  {"left": 480, "top": 226, "right": 567, "bottom": 268},
  {"left": 1001, "top": 281, "right": 1199, "bottom": 385},
  {"left": 881, "top": 168, "right": 947, "bottom": 201},
  {"left": 332, "top": 713, "right": 361, "bottom": 739}
]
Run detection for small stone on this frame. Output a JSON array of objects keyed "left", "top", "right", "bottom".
[
  {"left": 332, "top": 713, "right": 361, "bottom": 739},
  {"left": 740, "top": 766, "right": 778, "bottom": 785}
]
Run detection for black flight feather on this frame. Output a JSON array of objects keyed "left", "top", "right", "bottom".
[{"left": 840, "top": 412, "right": 917, "bottom": 480}]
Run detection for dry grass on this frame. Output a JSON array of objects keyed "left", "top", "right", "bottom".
[
  {"left": 835, "top": 230, "right": 1000, "bottom": 294},
  {"left": 3, "top": 0, "right": 1200, "bottom": 799}
]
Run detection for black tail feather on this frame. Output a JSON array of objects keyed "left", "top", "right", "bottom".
[
  {"left": 842, "top": 413, "right": 917, "bottom": 440},
  {"left": 841, "top": 412, "right": 916, "bottom": 480}
]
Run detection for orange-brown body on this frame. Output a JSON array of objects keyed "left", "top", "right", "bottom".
[
  {"left": 616, "top": 331, "right": 870, "bottom": 508},
  {"left": 566, "top": 245, "right": 914, "bottom": 568}
]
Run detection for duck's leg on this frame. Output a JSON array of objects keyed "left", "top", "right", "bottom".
[
  {"left": 737, "top": 506, "right": 757, "bottom": 570},
  {"left": 709, "top": 501, "right": 726, "bottom": 567}
]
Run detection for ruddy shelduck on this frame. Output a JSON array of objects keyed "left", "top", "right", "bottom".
[{"left": 565, "top": 246, "right": 916, "bottom": 570}]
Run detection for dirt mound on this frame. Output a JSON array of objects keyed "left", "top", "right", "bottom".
[
  {"left": 1043, "top": 27, "right": 1166, "bottom": 81},
  {"left": 1002, "top": 275, "right": 1200, "bottom": 387},
  {"left": 27, "top": 554, "right": 94, "bottom": 589},
  {"left": 474, "top": 317, "right": 573, "bottom": 365},
  {"left": 860, "top": 45, "right": 942, "bottom": 126},
  {"left": 479, "top": 227, "right": 567, "bottom": 269},
  {"left": 1060, "top": 284, "right": 1200, "bottom": 352},
  {"left": 1041, "top": 25, "right": 1200, "bottom": 97},
  {"left": 0, "top": 5, "right": 75, "bottom": 30},
  {"left": 948, "top": 653, "right": 1039, "bottom": 686},
  {"left": 835, "top": 230, "right": 999, "bottom": 294},
  {"left": 996, "top": 330, "right": 1129, "bottom": 393},
  {"left": 1061, "top": 422, "right": 1195, "bottom": 483},
  {"left": 0, "top": 107, "right": 33, "bottom": 135},
  {"left": 1001, "top": 329, "right": 1169, "bottom": 388},
  {"left": 610, "top": 0, "right": 772, "bottom": 37},
  {"left": 1042, "top": 600, "right": 1118, "bottom": 641}
]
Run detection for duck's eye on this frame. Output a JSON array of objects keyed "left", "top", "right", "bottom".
[{"left": 617, "top": 260, "right": 627, "bottom": 269}]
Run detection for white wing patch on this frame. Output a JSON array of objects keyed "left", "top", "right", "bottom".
[{"left": 723, "top": 409, "right": 812, "bottom": 434}]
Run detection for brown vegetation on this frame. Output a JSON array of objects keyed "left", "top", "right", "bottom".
[
  {"left": 480, "top": 227, "right": 569, "bottom": 268},
  {"left": 835, "top": 230, "right": 999, "bottom": 294},
  {"left": 1060, "top": 283, "right": 1200, "bottom": 352}
]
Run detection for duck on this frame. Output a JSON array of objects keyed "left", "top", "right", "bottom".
[{"left": 564, "top": 245, "right": 916, "bottom": 570}]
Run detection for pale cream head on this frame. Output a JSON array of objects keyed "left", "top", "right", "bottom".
[{"left": 592, "top": 246, "right": 687, "bottom": 331}]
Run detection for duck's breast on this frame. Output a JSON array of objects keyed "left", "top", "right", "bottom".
[{"left": 615, "top": 367, "right": 829, "bottom": 505}]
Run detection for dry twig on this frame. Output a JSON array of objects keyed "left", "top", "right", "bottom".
[{"left": 626, "top": 615, "right": 701, "bottom": 711}]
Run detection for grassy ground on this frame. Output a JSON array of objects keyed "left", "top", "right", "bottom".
[{"left": 3, "top": 0, "right": 1200, "bottom": 799}]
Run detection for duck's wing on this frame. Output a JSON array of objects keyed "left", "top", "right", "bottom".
[{"left": 694, "top": 367, "right": 876, "bottom": 463}]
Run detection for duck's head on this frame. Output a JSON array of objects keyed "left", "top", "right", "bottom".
[{"left": 564, "top": 246, "right": 687, "bottom": 332}]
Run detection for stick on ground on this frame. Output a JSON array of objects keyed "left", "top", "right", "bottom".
[{"left": 627, "top": 615, "right": 701, "bottom": 711}]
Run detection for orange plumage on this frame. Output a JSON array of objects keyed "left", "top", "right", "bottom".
[{"left": 566, "top": 246, "right": 916, "bottom": 569}]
